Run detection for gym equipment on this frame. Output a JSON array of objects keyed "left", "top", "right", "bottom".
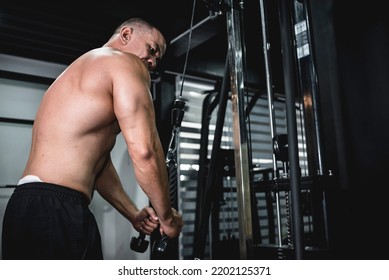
[{"left": 130, "top": 232, "right": 148, "bottom": 253}]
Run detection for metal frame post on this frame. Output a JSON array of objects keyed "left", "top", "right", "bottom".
[{"left": 226, "top": 0, "right": 253, "bottom": 259}]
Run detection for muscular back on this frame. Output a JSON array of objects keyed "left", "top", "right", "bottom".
[{"left": 22, "top": 47, "right": 150, "bottom": 199}]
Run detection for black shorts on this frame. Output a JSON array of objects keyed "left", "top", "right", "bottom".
[{"left": 2, "top": 182, "right": 103, "bottom": 260}]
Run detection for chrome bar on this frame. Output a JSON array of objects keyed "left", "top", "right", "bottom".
[{"left": 226, "top": 0, "right": 253, "bottom": 259}]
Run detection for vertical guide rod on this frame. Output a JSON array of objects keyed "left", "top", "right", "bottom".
[
  {"left": 258, "top": 0, "right": 283, "bottom": 247},
  {"left": 226, "top": 0, "right": 253, "bottom": 259},
  {"left": 278, "top": 0, "right": 304, "bottom": 259}
]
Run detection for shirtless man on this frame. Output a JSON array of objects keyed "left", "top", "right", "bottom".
[{"left": 2, "top": 18, "right": 183, "bottom": 259}]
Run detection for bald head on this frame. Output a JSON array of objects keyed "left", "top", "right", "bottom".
[{"left": 105, "top": 17, "right": 166, "bottom": 70}]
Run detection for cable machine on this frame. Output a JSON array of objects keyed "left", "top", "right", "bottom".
[{"left": 192, "top": 0, "right": 333, "bottom": 260}]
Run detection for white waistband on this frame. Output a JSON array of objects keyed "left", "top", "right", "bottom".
[{"left": 18, "top": 175, "right": 44, "bottom": 185}]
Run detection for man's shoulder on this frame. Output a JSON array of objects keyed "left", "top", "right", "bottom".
[
  {"left": 85, "top": 47, "right": 143, "bottom": 68},
  {"left": 71, "top": 47, "right": 149, "bottom": 83}
]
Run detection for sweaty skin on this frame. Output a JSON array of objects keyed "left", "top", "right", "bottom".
[{"left": 22, "top": 23, "right": 183, "bottom": 238}]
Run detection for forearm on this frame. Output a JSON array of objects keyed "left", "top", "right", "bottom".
[
  {"left": 97, "top": 183, "right": 139, "bottom": 223},
  {"left": 131, "top": 140, "right": 172, "bottom": 223},
  {"left": 95, "top": 157, "right": 138, "bottom": 224}
]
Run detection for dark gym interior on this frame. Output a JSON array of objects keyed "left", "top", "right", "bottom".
[{"left": 1, "top": 0, "right": 388, "bottom": 260}]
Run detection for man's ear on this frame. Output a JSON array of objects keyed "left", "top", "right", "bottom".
[{"left": 120, "top": 26, "right": 133, "bottom": 44}]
